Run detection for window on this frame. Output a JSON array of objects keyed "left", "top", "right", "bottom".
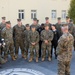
[
  {"left": 51, "top": 10, "right": 56, "bottom": 19},
  {"left": 18, "top": 10, "right": 24, "bottom": 19},
  {"left": 62, "top": 10, "right": 66, "bottom": 19},
  {"left": 31, "top": 10, "right": 37, "bottom": 19}
]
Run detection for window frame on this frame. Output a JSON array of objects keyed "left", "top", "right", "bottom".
[
  {"left": 51, "top": 10, "right": 57, "bottom": 19},
  {"left": 31, "top": 10, "right": 37, "bottom": 19},
  {"left": 18, "top": 9, "right": 25, "bottom": 20}
]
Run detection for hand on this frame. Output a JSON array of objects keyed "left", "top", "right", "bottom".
[
  {"left": 44, "top": 40, "right": 48, "bottom": 44},
  {"left": 31, "top": 43, "right": 36, "bottom": 45}
]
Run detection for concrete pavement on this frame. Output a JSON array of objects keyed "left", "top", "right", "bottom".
[{"left": 0, "top": 50, "right": 75, "bottom": 75}]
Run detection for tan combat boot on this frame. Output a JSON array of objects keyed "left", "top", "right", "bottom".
[
  {"left": 4, "top": 59, "right": 8, "bottom": 62},
  {"left": 22, "top": 54, "right": 25, "bottom": 58},
  {"left": 24, "top": 56, "right": 27, "bottom": 60},
  {"left": 48, "top": 57, "right": 51, "bottom": 61},
  {"left": 0, "top": 58, "right": 6, "bottom": 64},
  {"left": 42, "top": 58, "right": 45, "bottom": 61},
  {"left": 12, "top": 56, "right": 16, "bottom": 61},
  {"left": 15, "top": 55, "right": 18, "bottom": 59},
  {"left": 22, "top": 54, "right": 27, "bottom": 60},
  {"left": 29, "top": 58, "right": 33, "bottom": 62},
  {"left": 4, "top": 57, "right": 8, "bottom": 62},
  {"left": 36, "top": 57, "right": 38, "bottom": 62}
]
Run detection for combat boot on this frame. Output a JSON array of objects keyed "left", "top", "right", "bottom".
[
  {"left": 12, "top": 56, "right": 16, "bottom": 61},
  {"left": 15, "top": 55, "right": 18, "bottom": 59},
  {"left": 29, "top": 58, "right": 33, "bottom": 62},
  {"left": 4, "top": 59, "right": 8, "bottom": 62},
  {"left": 48, "top": 57, "right": 51, "bottom": 61},
  {"left": 4, "top": 57, "right": 8, "bottom": 62},
  {"left": 23, "top": 55, "right": 27, "bottom": 60},
  {"left": 0, "top": 57, "right": 6, "bottom": 64},
  {"left": 22, "top": 54, "right": 25, "bottom": 58},
  {"left": 42, "top": 57, "right": 45, "bottom": 61},
  {"left": 36, "top": 57, "right": 38, "bottom": 62}
]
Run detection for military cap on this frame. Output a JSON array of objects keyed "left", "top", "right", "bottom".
[
  {"left": 66, "top": 16, "right": 70, "bottom": 19},
  {"left": 45, "top": 17, "right": 49, "bottom": 20},
  {"left": 6, "top": 21, "right": 11, "bottom": 24},
  {"left": 33, "top": 18, "right": 37, "bottom": 21},
  {"left": 17, "top": 19, "right": 21, "bottom": 22},
  {"left": 31, "top": 25, "right": 36, "bottom": 28},
  {"left": 44, "top": 24, "right": 49, "bottom": 27},
  {"left": 25, "top": 24, "right": 30, "bottom": 27},
  {"left": 57, "top": 17, "right": 61, "bottom": 20},
  {"left": 61, "top": 22, "right": 68, "bottom": 27},
  {"left": 2, "top": 17, "right": 6, "bottom": 20}
]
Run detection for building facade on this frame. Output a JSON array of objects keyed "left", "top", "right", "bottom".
[{"left": 0, "top": 0, "right": 70, "bottom": 26}]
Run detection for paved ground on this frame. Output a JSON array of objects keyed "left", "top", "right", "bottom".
[{"left": 0, "top": 50, "right": 75, "bottom": 75}]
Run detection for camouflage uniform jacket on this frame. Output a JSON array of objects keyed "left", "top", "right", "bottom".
[
  {"left": 0, "top": 22, "right": 6, "bottom": 38},
  {"left": 41, "top": 30, "right": 53, "bottom": 45},
  {"left": 1, "top": 27, "right": 13, "bottom": 43},
  {"left": 30, "top": 24, "right": 40, "bottom": 30},
  {"left": 24, "top": 30, "right": 30, "bottom": 43},
  {"left": 13, "top": 24, "right": 25, "bottom": 41},
  {"left": 0, "top": 22, "right": 6, "bottom": 30},
  {"left": 44, "top": 23, "right": 52, "bottom": 30},
  {"left": 28, "top": 30, "right": 39, "bottom": 45},
  {"left": 56, "top": 32, "right": 74, "bottom": 62},
  {"left": 68, "top": 23, "right": 74, "bottom": 34}
]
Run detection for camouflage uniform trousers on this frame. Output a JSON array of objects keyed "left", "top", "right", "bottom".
[
  {"left": 4, "top": 41, "right": 15, "bottom": 59},
  {"left": 29, "top": 44, "right": 39, "bottom": 58},
  {"left": 42, "top": 43, "right": 51, "bottom": 58},
  {"left": 58, "top": 61, "right": 70, "bottom": 75},
  {"left": 15, "top": 40, "right": 25, "bottom": 56},
  {"left": 24, "top": 41, "right": 29, "bottom": 57}
]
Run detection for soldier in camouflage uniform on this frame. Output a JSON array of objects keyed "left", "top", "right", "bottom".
[
  {"left": 28, "top": 26, "right": 39, "bottom": 62},
  {"left": 66, "top": 16, "right": 74, "bottom": 34},
  {"left": 1, "top": 21, "right": 16, "bottom": 61},
  {"left": 24, "top": 24, "right": 30, "bottom": 59},
  {"left": 13, "top": 19, "right": 26, "bottom": 59},
  {"left": 69, "top": 19, "right": 75, "bottom": 51},
  {"left": 41, "top": 24, "right": 53, "bottom": 61},
  {"left": 72, "top": 25, "right": 75, "bottom": 51},
  {"left": 44, "top": 17, "right": 52, "bottom": 30},
  {"left": 0, "top": 17, "right": 6, "bottom": 31},
  {"left": 30, "top": 18, "right": 40, "bottom": 30},
  {"left": 66, "top": 16, "right": 74, "bottom": 50},
  {"left": 56, "top": 17, "right": 62, "bottom": 37},
  {"left": 56, "top": 23, "right": 74, "bottom": 75},
  {"left": 0, "top": 17, "right": 6, "bottom": 55}
]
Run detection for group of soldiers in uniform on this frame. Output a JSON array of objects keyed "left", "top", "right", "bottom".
[{"left": 0, "top": 16, "right": 75, "bottom": 75}]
